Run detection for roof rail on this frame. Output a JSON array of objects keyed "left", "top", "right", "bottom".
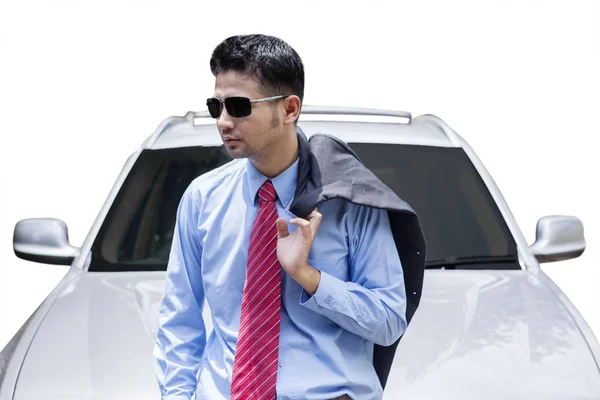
[
  {"left": 144, "top": 106, "right": 412, "bottom": 148},
  {"left": 184, "top": 105, "right": 412, "bottom": 121},
  {"left": 302, "top": 106, "right": 411, "bottom": 120}
]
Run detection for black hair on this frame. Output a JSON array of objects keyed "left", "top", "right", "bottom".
[{"left": 210, "top": 34, "right": 305, "bottom": 104}]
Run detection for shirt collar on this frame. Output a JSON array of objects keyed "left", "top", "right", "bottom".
[{"left": 246, "top": 157, "right": 299, "bottom": 209}]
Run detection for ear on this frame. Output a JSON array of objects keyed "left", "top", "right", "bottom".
[{"left": 283, "top": 95, "right": 301, "bottom": 125}]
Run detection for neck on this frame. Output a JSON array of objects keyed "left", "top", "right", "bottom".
[{"left": 250, "top": 127, "right": 298, "bottom": 178}]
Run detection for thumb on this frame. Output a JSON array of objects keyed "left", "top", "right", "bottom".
[{"left": 276, "top": 218, "right": 289, "bottom": 239}]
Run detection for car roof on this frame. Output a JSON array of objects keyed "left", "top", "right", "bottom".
[{"left": 142, "top": 106, "right": 463, "bottom": 150}]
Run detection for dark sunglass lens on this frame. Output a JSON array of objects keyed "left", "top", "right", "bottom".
[
  {"left": 225, "top": 97, "right": 252, "bottom": 118},
  {"left": 206, "top": 98, "right": 221, "bottom": 118}
]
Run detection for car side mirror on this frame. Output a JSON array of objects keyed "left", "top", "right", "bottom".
[
  {"left": 529, "top": 215, "right": 585, "bottom": 263},
  {"left": 13, "top": 218, "right": 80, "bottom": 265}
]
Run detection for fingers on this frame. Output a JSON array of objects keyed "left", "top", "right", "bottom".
[
  {"left": 276, "top": 218, "right": 289, "bottom": 239},
  {"left": 309, "top": 208, "right": 322, "bottom": 236},
  {"left": 289, "top": 217, "right": 311, "bottom": 240},
  {"left": 289, "top": 207, "right": 322, "bottom": 241}
]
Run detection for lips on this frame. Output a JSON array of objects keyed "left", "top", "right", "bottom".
[{"left": 222, "top": 137, "right": 241, "bottom": 147}]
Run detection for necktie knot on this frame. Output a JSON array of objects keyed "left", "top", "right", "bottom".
[{"left": 258, "top": 180, "right": 277, "bottom": 203}]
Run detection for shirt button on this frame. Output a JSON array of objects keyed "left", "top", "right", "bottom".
[
  {"left": 278, "top": 361, "right": 284, "bottom": 368},
  {"left": 282, "top": 397, "right": 289, "bottom": 400},
  {"left": 326, "top": 296, "right": 332, "bottom": 304},
  {"left": 357, "top": 315, "right": 362, "bottom": 322}
]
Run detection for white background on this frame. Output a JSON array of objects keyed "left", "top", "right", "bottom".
[{"left": 0, "top": 0, "right": 598, "bottom": 353}]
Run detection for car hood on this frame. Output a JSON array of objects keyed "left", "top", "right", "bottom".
[{"left": 13, "top": 269, "right": 600, "bottom": 399}]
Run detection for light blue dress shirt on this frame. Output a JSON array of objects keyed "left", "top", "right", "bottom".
[{"left": 153, "top": 155, "right": 407, "bottom": 400}]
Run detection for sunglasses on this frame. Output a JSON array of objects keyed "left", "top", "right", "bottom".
[{"left": 206, "top": 95, "right": 291, "bottom": 118}]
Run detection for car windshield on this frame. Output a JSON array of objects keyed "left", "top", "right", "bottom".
[{"left": 89, "top": 142, "right": 519, "bottom": 272}]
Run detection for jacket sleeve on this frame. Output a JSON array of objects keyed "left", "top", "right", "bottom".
[
  {"left": 153, "top": 184, "right": 206, "bottom": 399},
  {"left": 300, "top": 204, "right": 407, "bottom": 346}
]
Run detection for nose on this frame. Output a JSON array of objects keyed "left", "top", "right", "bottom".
[{"left": 217, "top": 106, "right": 234, "bottom": 131}]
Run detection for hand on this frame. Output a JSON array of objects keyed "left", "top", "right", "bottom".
[{"left": 276, "top": 208, "right": 322, "bottom": 278}]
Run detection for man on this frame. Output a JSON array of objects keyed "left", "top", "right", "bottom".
[{"left": 153, "top": 34, "right": 407, "bottom": 400}]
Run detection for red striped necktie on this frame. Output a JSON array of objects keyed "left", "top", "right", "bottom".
[{"left": 230, "top": 179, "right": 281, "bottom": 399}]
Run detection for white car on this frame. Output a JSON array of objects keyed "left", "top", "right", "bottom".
[{"left": 2, "top": 107, "right": 599, "bottom": 399}]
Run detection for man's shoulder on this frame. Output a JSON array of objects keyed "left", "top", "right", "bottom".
[
  {"left": 322, "top": 198, "right": 387, "bottom": 221},
  {"left": 188, "top": 158, "right": 246, "bottom": 195}
]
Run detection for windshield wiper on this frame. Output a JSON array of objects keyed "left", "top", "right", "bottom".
[{"left": 425, "top": 255, "right": 519, "bottom": 269}]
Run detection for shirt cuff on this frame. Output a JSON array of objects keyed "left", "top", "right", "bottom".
[{"left": 299, "top": 269, "right": 347, "bottom": 314}]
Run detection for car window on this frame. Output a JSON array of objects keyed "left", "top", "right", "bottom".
[
  {"left": 89, "top": 143, "right": 518, "bottom": 272},
  {"left": 350, "top": 143, "right": 517, "bottom": 268}
]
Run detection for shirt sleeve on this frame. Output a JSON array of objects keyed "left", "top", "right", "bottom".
[
  {"left": 153, "top": 183, "right": 206, "bottom": 399},
  {"left": 300, "top": 204, "right": 407, "bottom": 346}
]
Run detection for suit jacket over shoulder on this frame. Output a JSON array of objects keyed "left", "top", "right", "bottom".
[{"left": 289, "top": 128, "right": 427, "bottom": 389}]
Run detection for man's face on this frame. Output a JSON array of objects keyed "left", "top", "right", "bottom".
[{"left": 213, "top": 70, "right": 283, "bottom": 160}]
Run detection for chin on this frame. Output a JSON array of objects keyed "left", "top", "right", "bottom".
[{"left": 224, "top": 147, "right": 251, "bottom": 160}]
